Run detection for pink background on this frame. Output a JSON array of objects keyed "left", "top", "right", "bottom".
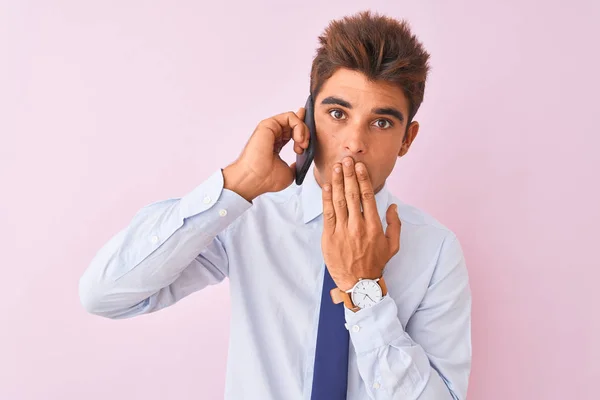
[{"left": 2, "top": 1, "right": 599, "bottom": 399}]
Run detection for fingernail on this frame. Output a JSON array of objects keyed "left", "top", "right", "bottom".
[
  {"left": 324, "top": 184, "right": 331, "bottom": 191},
  {"left": 355, "top": 163, "right": 364, "bottom": 172},
  {"left": 334, "top": 165, "right": 341, "bottom": 173},
  {"left": 343, "top": 158, "right": 352, "bottom": 167}
]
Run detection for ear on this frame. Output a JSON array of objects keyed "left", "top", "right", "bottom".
[{"left": 398, "top": 121, "right": 420, "bottom": 158}]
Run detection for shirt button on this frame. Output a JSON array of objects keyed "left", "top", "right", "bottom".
[
  {"left": 373, "top": 382, "right": 381, "bottom": 389},
  {"left": 218, "top": 209, "right": 228, "bottom": 217},
  {"left": 203, "top": 196, "right": 212, "bottom": 204},
  {"left": 150, "top": 235, "right": 159, "bottom": 244},
  {"left": 352, "top": 325, "right": 360, "bottom": 333}
]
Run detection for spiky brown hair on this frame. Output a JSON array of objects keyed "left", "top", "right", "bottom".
[{"left": 310, "top": 11, "right": 431, "bottom": 121}]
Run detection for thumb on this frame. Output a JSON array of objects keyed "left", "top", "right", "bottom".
[{"left": 385, "top": 204, "right": 401, "bottom": 255}]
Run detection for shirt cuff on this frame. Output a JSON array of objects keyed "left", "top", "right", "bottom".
[
  {"left": 179, "top": 169, "right": 252, "bottom": 236},
  {"left": 344, "top": 295, "right": 408, "bottom": 354}
]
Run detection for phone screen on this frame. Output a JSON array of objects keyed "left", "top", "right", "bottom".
[{"left": 295, "top": 94, "right": 316, "bottom": 185}]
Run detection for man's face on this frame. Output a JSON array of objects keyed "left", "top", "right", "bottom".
[{"left": 312, "top": 68, "right": 419, "bottom": 193}]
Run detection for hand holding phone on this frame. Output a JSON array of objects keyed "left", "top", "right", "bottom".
[{"left": 223, "top": 99, "right": 311, "bottom": 201}]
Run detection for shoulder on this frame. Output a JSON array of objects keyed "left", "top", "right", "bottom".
[
  {"left": 387, "top": 193, "right": 466, "bottom": 274},
  {"left": 224, "top": 182, "right": 300, "bottom": 231},
  {"left": 256, "top": 183, "right": 300, "bottom": 206},
  {"left": 389, "top": 193, "right": 457, "bottom": 241}
]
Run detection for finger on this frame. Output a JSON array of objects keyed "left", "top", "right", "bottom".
[
  {"left": 321, "top": 182, "right": 336, "bottom": 233},
  {"left": 355, "top": 162, "right": 380, "bottom": 227},
  {"left": 294, "top": 141, "right": 304, "bottom": 155},
  {"left": 385, "top": 204, "right": 401, "bottom": 255},
  {"left": 293, "top": 107, "right": 309, "bottom": 154},
  {"left": 341, "top": 157, "right": 362, "bottom": 222},
  {"left": 271, "top": 111, "right": 309, "bottom": 150},
  {"left": 296, "top": 107, "right": 311, "bottom": 150},
  {"left": 331, "top": 163, "right": 348, "bottom": 226},
  {"left": 257, "top": 118, "right": 285, "bottom": 154}
]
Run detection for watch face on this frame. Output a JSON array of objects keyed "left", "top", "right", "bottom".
[{"left": 351, "top": 279, "right": 383, "bottom": 309}]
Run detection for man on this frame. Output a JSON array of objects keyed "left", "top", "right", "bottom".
[{"left": 80, "top": 10, "right": 471, "bottom": 400}]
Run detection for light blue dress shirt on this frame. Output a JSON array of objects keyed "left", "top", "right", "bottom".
[{"left": 79, "top": 165, "right": 472, "bottom": 400}]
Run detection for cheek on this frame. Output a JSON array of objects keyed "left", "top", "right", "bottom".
[
  {"left": 316, "top": 117, "right": 339, "bottom": 136},
  {"left": 369, "top": 141, "right": 401, "bottom": 168},
  {"left": 315, "top": 122, "right": 341, "bottom": 149}
]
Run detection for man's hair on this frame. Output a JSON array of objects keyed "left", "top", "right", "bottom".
[{"left": 310, "top": 11, "right": 431, "bottom": 121}]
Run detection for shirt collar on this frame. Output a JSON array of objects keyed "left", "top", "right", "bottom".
[{"left": 300, "top": 165, "right": 391, "bottom": 224}]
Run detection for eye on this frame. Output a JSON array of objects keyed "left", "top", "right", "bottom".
[
  {"left": 328, "top": 109, "right": 346, "bottom": 120},
  {"left": 373, "top": 119, "right": 393, "bottom": 129}
]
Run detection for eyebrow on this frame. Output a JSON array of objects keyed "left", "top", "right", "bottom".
[
  {"left": 320, "top": 96, "right": 405, "bottom": 123},
  {"left": 321, "top": 96, "right": 352, "bottom": 109},
  {"left": 373, "top": 107, "right": 404, "bottom": 123}
]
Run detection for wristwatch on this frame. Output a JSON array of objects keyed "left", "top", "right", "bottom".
[{"left": 330, "top": 277, "right": 387, "bottom": 312}]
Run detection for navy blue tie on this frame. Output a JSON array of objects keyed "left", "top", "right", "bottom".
[{"left": 310, "top": 265, "right": 349, "bottom": 400}]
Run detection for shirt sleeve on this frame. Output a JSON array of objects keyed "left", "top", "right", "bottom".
[
  {"left": 78, "top": 169, "right": 252, "bottom": 319},
  {"left": 344, "top": 234, "right": 472, "bottom": 399}
]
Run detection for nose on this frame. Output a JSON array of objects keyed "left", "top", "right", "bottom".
[{"left": 343, "top": 127, "right": 367, "bottom": 155}]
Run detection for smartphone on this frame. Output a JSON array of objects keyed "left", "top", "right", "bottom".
[{"left": 295, "top": 94, "right": 316, "bottom": 185}]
